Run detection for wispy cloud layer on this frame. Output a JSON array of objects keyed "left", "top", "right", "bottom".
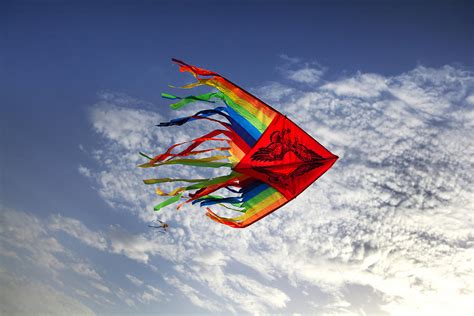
[
  {"left": 0, "top": 206, "right": 172, "bottom": 314},
  {"left": 0, "top": 269, "right": 95, "bottom": 316},
  {"left": 50, "top": 214, "right": 108, "bottom": 250},
  {"left": 3, "top": 61, "right": 473, "bottom": 315},
  {"left": 80, "top": 63, "right": 474, "bottom": 314}
]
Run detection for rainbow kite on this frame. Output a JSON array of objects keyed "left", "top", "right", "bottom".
[{"left": 139, "top": 59, "right": 338, "bottom": 228}]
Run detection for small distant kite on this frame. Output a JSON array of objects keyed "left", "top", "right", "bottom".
[
  {"left": 139, "top": 59, "right": 338, "bottom": 228},
  {"left": 148, "top": 219, "right": 169, "bottom": 233}
]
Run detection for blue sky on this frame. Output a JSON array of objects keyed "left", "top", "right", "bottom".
[{"left": 1, "top": 1, "right": 473, "bottom": 315}]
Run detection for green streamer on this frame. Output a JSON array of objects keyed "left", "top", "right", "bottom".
[
  {"left": 166, "top": 92, "right": 220, "bottom": 110},
  {"left": 154, "top": 193, "right": 183, "bottom": 212},
  {"left": 143, "top": 178, "right": 210, "bottom": 185}
]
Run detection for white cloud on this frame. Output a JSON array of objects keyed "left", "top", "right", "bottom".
[
  {"left": 279, "top": 54, "right": 301, "bottom": 64},
  {"left": 75, "top": 289, "right": 92, "bottom": 299},
  {"left": 321, "top": 72, "right": 388, "bottom": 98},
  {"left": 90, "top": 281, "right": 111, "bottom": 294},
  {"left": 1, "top": 207, "right": 114, "bottom": 314},
  {"left": 226, "top": 273, "right": 290, "bottom": 311},
  {"left": 0, "top": 244, "right": 20, "bottom": 260},
  {"left": 49, "top": 214, "right": 108, "bottom": 250},
  {"left": 115, "top": 287, "right": 136, "bottom": 307},
  {"left": 138, "top": 291, "right": 157, "bottom": 304},
  {"left": 278, "top": 55, "right": 325, "bottom": 84},
  {"left": 146, "top": 284, "right": 164, "bottom": 297},
  {"left": 108, "top": 226, "right": 176, "bottom": 263},
  {"left": 90, "top": 94, "right": 164, "bottom": 151},
  {"left": 78, "top": 165, "right": 93, "bottom": 178},
  {"left": 466, "top": 94, "right": 474, "bottom": 105},
  {"left": 287, "top": 67, "right": 324, "bottom": 84},
  {"left": 124, "top": 297, "right": 136, "bottom": 307},
  {"left": 165, "top": 276, "right": 221, "bottom": 312},
  {"left": 0, "top": 270, "right": 95, "bottom": 316},
  {"left": 280, "top": 54, "right": 326, "bottom": 84},
  {"left": 138, "top": 285, "right": 164, "bottom": 304},
  {"left": 255, "top": 82, "right": 295, "bottom": 103},
  {"left": 1, "top": 206, "right": 178, "bottom": 313},
  {"left": 71, "top": 262, "right": 102, "bottom": 281},
  {"left": 193, "top": 250, "right": 228, "bottom": 267},
  {"left": 0, "top": 207, "right": 67, "bottom": 271},
  {"left": 126, "top": 274, "right": 144, "bottom": 287},
  {"left": 83, "top": 64, "right": 474, "bottom": 314}
]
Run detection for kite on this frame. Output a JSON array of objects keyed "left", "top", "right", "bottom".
[
  {"left": 148, "top": 219, "right": 169, "bottom": 233},
  {"left": 139, "top": 59, "right": 338, "bottom": 228}
]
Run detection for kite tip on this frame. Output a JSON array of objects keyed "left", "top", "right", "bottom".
[{"left": 171, "top": 58, "right": 186, "bottom": 66}]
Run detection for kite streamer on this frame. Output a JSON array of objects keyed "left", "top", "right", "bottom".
[{"left": 139, "top": 59, "right": 338, "bottom": 228}]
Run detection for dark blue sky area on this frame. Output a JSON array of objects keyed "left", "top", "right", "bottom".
[
  {"left": 3, "top": 1, "right": 473, "bottom": 106},
  {"left": 4, "top": 0, "right": 473, "bottom": 91},
  {"left": 1, "top": 0, "right": 473, "bottom": 220}
]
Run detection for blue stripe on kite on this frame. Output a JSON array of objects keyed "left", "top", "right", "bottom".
[
  {"left": 227, "top": 116, "right": 257, "bottom": 147},
  {"left": 199, "top": 197, "right": 242, "bottom": 207},
  {"left": 223, "top": 103, "right": 262, "bottom": 143},
  {"left": 242, "top": 182, "right": 270, "bottom": 202},
  {"left": 239, "top": 180, "right": 261, "bottom": 194}
]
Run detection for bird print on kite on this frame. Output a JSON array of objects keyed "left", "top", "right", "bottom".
[{"left": 139, "top": 59, "right": 338, "bottom": 228}]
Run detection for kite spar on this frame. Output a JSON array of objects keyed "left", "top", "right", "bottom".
[{"left": 139, "top": 59, "right": 338, "bottom": 228}]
